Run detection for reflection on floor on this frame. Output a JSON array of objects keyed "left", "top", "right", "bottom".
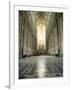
[{"left": 19, "top": 56, "right": 63, "bottom": 79}]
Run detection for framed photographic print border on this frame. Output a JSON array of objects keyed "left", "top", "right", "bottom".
[{"left": 9, "top": 1, "right": 71, "bottom": 88}]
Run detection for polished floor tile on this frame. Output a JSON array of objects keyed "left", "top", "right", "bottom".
[{"left": 19, "top": 55, "right": 63, "bottom": 79}]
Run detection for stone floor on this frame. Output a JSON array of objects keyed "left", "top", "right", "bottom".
[{"left": 19, "top": 55, "right": 63, "bottom": 79}]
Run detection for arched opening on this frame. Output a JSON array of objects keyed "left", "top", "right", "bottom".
[{"left": 36, "top": 16, "right": 46, "bottom": 55}]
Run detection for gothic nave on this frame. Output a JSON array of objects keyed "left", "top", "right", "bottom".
[{"left": 19, "top": 11, "right": 63, "bottom": 79}]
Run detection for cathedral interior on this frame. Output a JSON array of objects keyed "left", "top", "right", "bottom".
[{"left": 19, "top": 11, "right": 63, "bottom": 79}]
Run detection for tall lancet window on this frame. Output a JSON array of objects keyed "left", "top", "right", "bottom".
[{"left": 36, "top": 16, "right": 46, "bottom": 50}]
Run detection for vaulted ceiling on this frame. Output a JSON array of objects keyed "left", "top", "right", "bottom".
[{"left": 27, "top": 11, "right": 56, "bottom": 40}]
